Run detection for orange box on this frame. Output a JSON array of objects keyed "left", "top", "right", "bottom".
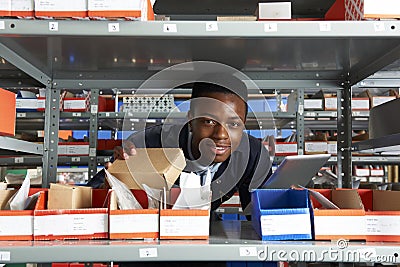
[
  {"left": 88, "top": 0, "right": 154, "bottom": 21},
  {"left": 0, "top": 0, "right": 34, "bottom": 17},
  {"left": 34, "top": 0, "right": 88, "bottom": 18},
  {"left": 359, "top": 189, "right": 400, "bottom": 242},
  {"left": 311, "top": 189, "right": 366, "bottom": 240},
  {"left": 0, "top": 188, "right": 45, "bottom": 241},
  {"left": 34, "top": 188, "right": 108, "bottom": 240},
  {"left": 109, "top": 190, "right": 159, "bottom": 240},
  {"left": 0, "top": 88, "right": 16, "bottom": 136}
]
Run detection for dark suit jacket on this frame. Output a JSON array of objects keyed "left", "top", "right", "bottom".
[{"left": 88, "top": 123, "right": 272, "bottom": 211}]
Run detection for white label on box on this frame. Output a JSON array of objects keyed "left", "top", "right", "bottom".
[
  {"left": 0, "top": 1, "right": 11, "bottom": 10},
  {"left": 139, "top": 248, "right": 158, "bottom": 258},
  {"left": 260, "top": 214, "right": 311, "bottom": 236},
  {"left": 314, "top": 216, "right": 365, "bottom": 235},
  {"left": 37, "top": 98, "right": 45, "bottom": 109},
  {"left": 160, "top": 215, "right": 209, "bottom": 237},
  {"left": 239, "top": 247, "right": 258, "bottom": 257},
  {"left": 372, "top": 97, "right": 395, "bottom": 107},
  {"left": 0, "top": 21, "right": 4, "bottom": 30},
  {"left": 305, "top": 142, "right": 328, "bottom": 153},
  {"left": 275, "top": 143, "right": 298, "bottom": 154},
  {"left": 88, "top": 0, "right": 141, "bottom": 10},
  {"left": 206, "top": 22, "right": 218, "bottom": 32},
  {"left": 67, "top": 145, "right": 89, "bottom": 155},
  {"left": 35, "top": 0, "right": 87, "bottom": 11},
  {"left": 221, "top": 194, "right": 240, "bottom": 206},
  {"left": 16, "top": 98, "right": 38, "bottom": 109},
  {"left": 163, "top": 24, "right": 177, "bottom": 33},
  {"left": 110, "top": 214, "right": 158, "bottom": 234},
  {"left": 14, "top": 157, "right": 24, "bottom": 163},
  {"left": 64, "top": 99, "right": 87, "bottom": 110},
  {"left": 58, "top": 145, "right": 67, "bottom": 155},
  {"left": 366, "top": 215, "right": 400, "bottom": 235},
  {"left": 354, "top": 168, "right": 370, "bottom": 177},
  {"left": 12, "top": 0, "right": 34, "bottom": 11},
  {"left": 258, "top": 2, "right": 291, "bottom": 19},
  {"left": 325, "top": 98, "right": 337, "bottom": 110},
  {"left": 351, "top": 99, "right": 370, "bottom": 110},
  {"left": 34, "top": 213, "right": 107, "bottom": 236},
  {"left": 264, "top": 23, "right": 277, "bottom": 32},
  {"left": 304, "top": 99, "right": 323, "bottom": 110},
  {"left": 370, "top": 169, "right": 384, "bottom": 176},
  {"left": 0, "top": 215, "right": 33, "bottom": 235},
  {"left": 327, "top": 142, "right": 337, "bottom": 154}
]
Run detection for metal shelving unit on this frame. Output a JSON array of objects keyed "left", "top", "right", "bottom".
[{"left": 0, "top": 221, "right": 399, "bottom": 264}]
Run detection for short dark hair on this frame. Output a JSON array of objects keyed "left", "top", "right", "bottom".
[{"left": 190, "top": 73, "right": 249, "bottom": 117}]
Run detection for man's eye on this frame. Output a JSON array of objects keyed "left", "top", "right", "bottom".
[
  {"left": 204, "top": 119, "right": 216, "bottom": 125},
  {"left": 228, "top": 122, "right": 241, "bottom": 128}
]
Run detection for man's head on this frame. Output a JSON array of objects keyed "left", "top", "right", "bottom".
[{"left": 188, "top": 74, "right": 248, "bottom": 163}]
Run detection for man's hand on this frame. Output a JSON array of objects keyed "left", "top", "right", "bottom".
[{"left": 105, "top": 140, "right": 137, "bottom": 169}]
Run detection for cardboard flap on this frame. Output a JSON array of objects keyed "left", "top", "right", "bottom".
[
  {"left": 48, "top": 183, "right": 92, "bottom": 209},
  {"left": 0, "top": 190, "right": 17, "bottom": 210},
  {"left": 373, "top": 190, "right": 400, "bottom": 211},
  {"left": 108, "top": 148, "right": 186, "bottom": 190},
  {"left": 332, "top": 189, "right": 364, "bottom": 210}
]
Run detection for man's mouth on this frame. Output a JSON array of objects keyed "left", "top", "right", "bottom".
[{"left": 209, "top": 145, "right": 231, "bottom": 155}]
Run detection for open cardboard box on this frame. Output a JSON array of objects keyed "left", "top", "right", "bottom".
[
  {"left": 252, "top": 189, "right": 314, "bottom": 241},
  {"left": 0, "top": 188, "right": 44, "bottom": 240},
  {"left": 159, "top": 188, "right": 210, "bottom": 240},
  {"left": 34, "top": 185, "right": 108, "bottom": 241},
  {"left": 311, "top": 189, "right": 366, "bottom": 240},
  {"left": 108, "top": 189, "right": 159, "bottom": 240},
  {"left": 107, "top": 148, "right": 186, "bottom": 190},
  {"left": 358, "top": 189, "right": 400, "bottom": 242}
]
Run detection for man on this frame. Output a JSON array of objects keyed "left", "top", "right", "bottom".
[{"left": 90, "top": 74, "right": 273, "bottom": 212}]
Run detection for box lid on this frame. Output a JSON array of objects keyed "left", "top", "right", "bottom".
[{"left": 108, "top": 148, "right": 186, "bottom": 190}]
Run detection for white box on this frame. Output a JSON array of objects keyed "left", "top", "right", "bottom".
[{"left": 256, "top": 2, "right": 291, "bottom": 20}]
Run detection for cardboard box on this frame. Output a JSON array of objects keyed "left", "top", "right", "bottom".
[
  {"left": 0, "top": 88, "right": 16, "bottom": 136},
  {"left": 359, "top": 189, "right": 400, "bottom": 241},
  {"left": 0, "top": 188, "right": 45, "bottom": 241},
  {"left": 311, "top": 189, "right": 366, "bottom": 240},
  {"left": 58, "top": 142, "right": 89, "bottom": 156},
  {"left": 274, "top": 142, "right": 298, "bottom": 156},
  {"left": 47, "top": 184, "right": 92, "bottom": 210},
  {"left": 34, "top": 0, "right": 88, "bottom": 18},
  {"left": 252, "top": 189, "right": 313, "bottom": 241},
  {"left": 0, "top": 0, "right": 34, "bottom": 17},
  {"left": 107, "top": 148, "right": 186, "bottom": 190},
  {"left": 109, "top": 190, "right": 159, "bottom": 240},
  {"left": 159, "top": 187, "right": 210, "bottom": 240},
  {"left": 255, "top": 2, "right": 291, "bottom": 20},
  {"left": 88, "top": 0, "right": 154, "bottom": 21},
  {"left": 305, "top": 141, "right": 328, "bottom": 155},
  {"left": 34, "top": 188, "right": 108, "bottom": 240}
]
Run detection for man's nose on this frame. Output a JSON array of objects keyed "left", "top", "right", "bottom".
[{"left": 213, "top": 123, "right": 229, "bottom": 139}]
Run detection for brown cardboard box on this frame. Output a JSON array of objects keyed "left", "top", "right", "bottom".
[
  {"left": 107, "top": 148, "right": 186, "bottom": 190},
  {"left": 47, "top": 183, "right": 92, "bottom": 209}
]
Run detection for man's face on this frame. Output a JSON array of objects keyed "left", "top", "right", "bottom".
[{"left": 188, "top": 92, "right": 247, "bottom": 163}]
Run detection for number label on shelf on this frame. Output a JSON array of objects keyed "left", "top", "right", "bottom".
[
  {"left": 139, "top": 248, "right": 158, "bottom": 258},
  {"left": 374, "top": 22, "right": 385, "bottom": 32},
  {"left": 319, "top": 22, "right": 331, "bottom": 32},
  {"left": 239, "top": 247, "right": 257, "bottom": 257},
  {"left": 206, "top": 22, "right": 218, "bottom": 32},
  {"left": 17, "top": 113, "right": 26, "bottom": 118},
  {"left": 14, "top": 157, "right": 24, "bottom": 164},
  {"left": 108, "top": 23, "right": 120, "bottom": 33},
  {"left": 72, "top": 112, "right": 82, "bottom": 117},
  {"left": 0, "top": 21, "right": 5, "bottom": 30},
  {"left": 264, "top": 23, "right": 277, "bottom": 32},
  {"left": 91, "top": 105, "right": 98, "bottom": 114},
  {"left": 49, "top": 22, "right": 59, "bottom": 32},
  {"left": 0, "top": 251, "right": 10, "bottom": 261},
  {"left": 163, "top": 24, "right": 177, "bottom": 33}
]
